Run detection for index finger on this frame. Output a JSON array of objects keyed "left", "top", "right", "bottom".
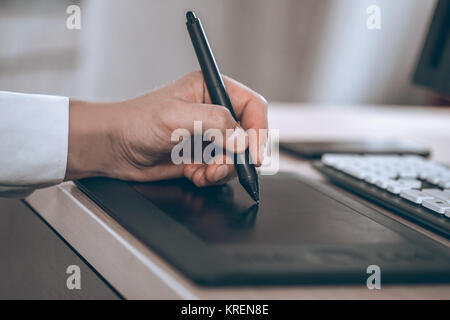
[
  {"left": 221, "top": 75, "right": 268, "bottom": 131},
  {"left": 222, "top": 75, "right": 268, "bottom": 165}
]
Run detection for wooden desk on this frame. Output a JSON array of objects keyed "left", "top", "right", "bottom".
[{"left": 25, "top": 103, "right": 450, "bottom": 299}]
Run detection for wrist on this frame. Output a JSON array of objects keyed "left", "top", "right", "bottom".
[{"left": 65, "top": 100, "right": 118, "bottom": 180}]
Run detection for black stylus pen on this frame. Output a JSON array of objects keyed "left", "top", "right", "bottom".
[{"left": 186, "top": 11, "right": 260, "bottom": 202}]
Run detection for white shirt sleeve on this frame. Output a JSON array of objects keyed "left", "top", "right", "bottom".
[{"left": 0, "top": 91, "right": 69, "bottom": 198}]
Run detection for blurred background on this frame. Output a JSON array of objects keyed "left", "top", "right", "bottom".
[{"left": 0, "top": 0, "right": 445, "bottom": 105}]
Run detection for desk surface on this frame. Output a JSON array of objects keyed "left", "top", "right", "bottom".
[{"left": 26, "top": 103, "right": 450, "bottom": 299}]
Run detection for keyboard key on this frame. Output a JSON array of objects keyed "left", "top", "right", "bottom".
[
  {"left": 343, "top": 167, "right": 369, "bottom": 179},
  {"left": 386, "top": 179, "right": 421, "bottom": 194},
  {"left": 437, "top": 179, "right": 450, "bottom": 189},
  {"left": 399, "top": 170, "right": 418, "bottom": 179},
  {"left": 322, "top": 154, "right": 344, "bottom": 166},
  {"left": 421, "top": 189, "right": 450, "bottom": 201},
  {"left": 426, "top": 175, "right": 447, "bottom": 185},
  {"left": 400, "top": 189, "right": 434, "bottom": 204},
  {"left": 419, "top": 171, "right": 433, "bottom": 180},
  {"left": 379, "top": 171, "right": 398, "bottom": 179},
  {"left": 376, "top": 179, "right": 396, "bottom": 189},
  {"left": 398, "top": 179, "right": 422, "bottom": 188},
  {"left": 422, "top": 199, "right": 450, "bottom": 214},
  {"left": 419, "top": 166, "right": 449, "bottom": 181},
  {"left": 387, "top": 185, "right": 413, "bottom": 194},
  {"left": 364, "top": 175, "right": 379, "bottom": 184}
]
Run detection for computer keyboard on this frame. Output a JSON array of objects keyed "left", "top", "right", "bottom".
[{"left": 314, "top": 154, "right": 450, "bottom": 238}]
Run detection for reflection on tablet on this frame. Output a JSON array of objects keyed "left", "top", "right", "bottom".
[{"left": 131, "top": 174, "right": 402, "bottom": 245}]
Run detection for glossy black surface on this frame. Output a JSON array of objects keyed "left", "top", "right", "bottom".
[{"left": 132, "top": 176, "right": 403, "bottom": 245}]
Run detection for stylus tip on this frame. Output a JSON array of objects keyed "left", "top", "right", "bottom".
[{"left": 240, "top": 176, "right": 259, "bottom": 202}]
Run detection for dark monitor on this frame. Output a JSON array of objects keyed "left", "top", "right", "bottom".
[{"left": 414, "top": 0, "right": 450, "bottom": 97}]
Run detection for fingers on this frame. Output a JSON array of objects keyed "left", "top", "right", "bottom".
[
  {"left": 184, "top": 154, "right": 236, "bottom": 187},
  {"left": 197, "top": 74, "right": 268, "bottom": 165},
  {"left": 221, "top": 76, "right": 268, "bottom": 166},
  {"left": 166, "top": 71, "right": 268, "bottom": 170},
  {"left": 166, "top": 102, "right": 249, "bottom": 154},
  {"left": 189, "top": 73, "right": 268, "bottom": 165}
]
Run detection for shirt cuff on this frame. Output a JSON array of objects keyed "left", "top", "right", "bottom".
[{"left": 0, "top": 91, "right": 69, "bottom": 187}]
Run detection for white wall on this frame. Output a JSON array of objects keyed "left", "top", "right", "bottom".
[
  {"left": 0, "top": 0, "right": 439, "bottom": 105},
  {"left": 308, "top": 0, "right": 437, "bottom": 105}
]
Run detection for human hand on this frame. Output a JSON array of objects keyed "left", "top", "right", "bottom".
[{"left": 66, "top": 71, "right": 268, "bottom": 186}]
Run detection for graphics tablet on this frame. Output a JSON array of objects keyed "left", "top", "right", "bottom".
[{"left": 76, "top": 173, "right": 450, "bottom": 286}]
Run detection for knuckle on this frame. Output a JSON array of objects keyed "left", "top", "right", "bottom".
[
  {"left": 218, "top": 106, "right": 233, "bottom": 126},
  {"left": 209, "top": 106, "right": 232, "bottom": 129},
  {"left": 189, "top": 70, "right": 204, "bottom": 83}
]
